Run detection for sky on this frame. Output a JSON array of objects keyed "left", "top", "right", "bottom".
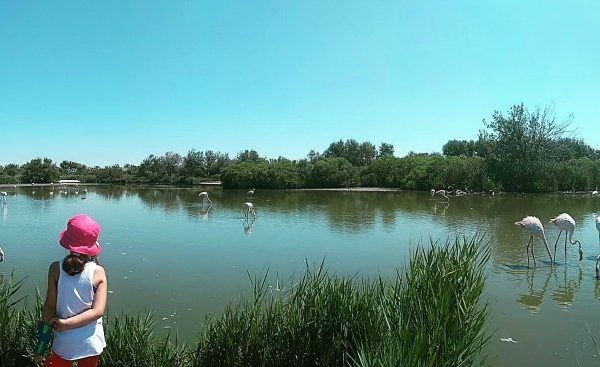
[{"left": 1, "top": 1, "right": 599, "bottom": 166}]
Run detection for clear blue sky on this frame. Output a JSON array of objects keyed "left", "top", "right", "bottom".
[{"left": 1, "top": 1, "right": 599, "bottom": 166}]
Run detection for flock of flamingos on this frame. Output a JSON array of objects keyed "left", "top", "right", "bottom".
[
  {"left": 431, "top": 186, "right": 600, "bottom": 278},
  {"left": 1, "top": 187, "right": 600, "bottom": 279}
]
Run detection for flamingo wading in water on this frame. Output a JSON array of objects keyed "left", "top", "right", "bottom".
[
  {"left": 199, "top": 192, "right": 212, "bottom": 205},
  {"left": 431, "top": 189, "right": 449, "bottom": 201},
  {"left": 243, "top": 202, "right": 256, "bottom": 219},
  {"left": 549, "top": 213, "right": 583, "bottom": 261},
  {"left": 515, "top": 216, "right": 553, "bottom": 266}
]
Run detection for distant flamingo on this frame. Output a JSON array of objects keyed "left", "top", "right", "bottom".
[
  {"left": 515, "top": 216, "right": 553, "bottom": 266},
  {"left": 432, "top": 189, "right": 449, "bottom": 201},
  {"left": 0, "top": 192, "right": 6, "bottom": 203},
  {"left": 199, "top": 192, "right": 212, "bottom": 205},
  {"left": 243, "top": 202, "right": 256, "bottom": 219},
  {"left": 247, "top": 188, "right": 255, "bottom": 195},
  {"left": 592, "top": 187, "right": 598, "bottom": 196},
  {"left": 549, "top": 213, "right": 583, "bottom": 261}
]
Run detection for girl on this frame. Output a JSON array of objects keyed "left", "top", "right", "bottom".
[{"left": 34, "top": 214, "right": 107, "bottom": 367}]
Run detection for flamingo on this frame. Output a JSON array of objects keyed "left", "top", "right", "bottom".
[
  {"left": 0, "top": 192, "right": 6, "bottom": 203},
  {"left": 592, "top": 187, "right": 598, "bottom": 196},
  {"left": 0, "top": 246, "right": 4, "bottom": 262},
  {"left": 432, "top": 189, "right": 449, "bottom": 201},
  {"left": 247, "top": 188, "right": 255, "bottom": 195},
  {"left": 199, "top": 191, "right": 212, "bottom": 205},
  {"left": 243, "top": 202, "right": 256, "bottom": 219},
  {"left": 515, "top": 216, "right": 553, "bottom": 266},
  {"left": 549, "top": 213, "right": 583, "bottom": 261}
]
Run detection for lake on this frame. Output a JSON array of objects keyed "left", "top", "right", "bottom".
[{"left": 1, "top": 186, "right": 600, "bottom": 366}]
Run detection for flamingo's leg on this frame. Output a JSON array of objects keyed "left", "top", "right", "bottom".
[
  {"left": 527, "top": 236, "right": 533, "bottom": 267},
  {"left": 553, "top": 230, "right": 562, "bottom": 260},
  {"left": 531, "top": 237, "right": 536, "bottom": 266},
  {"left": 564, "top": 231, "right": 568, "bottom": 260}
]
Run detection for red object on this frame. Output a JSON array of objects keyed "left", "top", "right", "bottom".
[
  {"left": 58, "top": 214, "right": 101, "bottom": 256},
  {"left": 43, "top": 352, "right": 99, "bottom": 367}
]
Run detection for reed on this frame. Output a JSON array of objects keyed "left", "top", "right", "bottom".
[
  {"left": 194, "top": 235, "right": 490, "bottom": 366},
  {"left": 0, "top": 234, "right": 490, "bottom": 367}
]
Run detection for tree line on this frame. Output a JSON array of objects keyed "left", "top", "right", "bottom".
[{"left": 1, "top": 104, "right": 599, "bottom": 192}]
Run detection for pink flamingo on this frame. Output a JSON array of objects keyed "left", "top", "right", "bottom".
[
  {"left": 549, "top": 213, "right": 583, "bottom": 261},
  {"left": 515, "top": 216, "right": 553, "bottom": 266}
]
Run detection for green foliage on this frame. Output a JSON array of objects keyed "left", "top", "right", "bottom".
[
  {"left": 310, "top": 157, "right": 359, "bottom": 188},
  {"left": 221, "top": 161, "right": 302, "bottom": 189},
  {"left": 352, "top": 236, "right": 490, "bottom": 367},
  {"left": 194, "top": 235, "right": 490, "bottom": 367},
  {"left": 323, "top": 139, "right": 378, "bottom": 166},
  {"left": 102, "top": 312, "right": 188, "bottom": 367},
  {"left": 3, "top": 105, "right": 599, "bottom": 192},
  {"left": 0, "top": 277, "right": 37, "bottom": 367},
  {"left": 20, "top": 158, "right": 60, "bottom": 184}
]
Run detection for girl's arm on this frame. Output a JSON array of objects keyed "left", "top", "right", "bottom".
[
  {"left": 41, "top": 262, "right": 59, "bottom": 322},
  {"left": 52, "top": 266, "right": 108, "bottom": 331}
]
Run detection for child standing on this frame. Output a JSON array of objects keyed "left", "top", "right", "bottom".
[{"left": 34, "top": 214, "right": 107, "bottom": 367}]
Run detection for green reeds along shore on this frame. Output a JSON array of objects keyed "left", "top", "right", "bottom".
[{"left": 0, "top": 235, "right": 489, "bottom": 367}]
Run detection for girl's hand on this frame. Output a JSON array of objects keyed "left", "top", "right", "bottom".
[
  {"left": 50, "top": 317, "right": 69, "bottom": 332},
  {"left": 33, "top": 354, "right": 45, "bottom": 365}
]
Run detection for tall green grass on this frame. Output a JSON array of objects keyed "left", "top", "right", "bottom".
[
  {"left": 194, "top": 235, "right": 490, "bottom": 366},
  {"left": 0, "top": 235, "right": 490, "bottom": 367}
]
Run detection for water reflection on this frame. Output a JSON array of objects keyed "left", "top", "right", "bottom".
[
  {"left": 514, "top": 262, "right": 584, "bottom": 311},
  {"left": 2, "top": 202, "right": 7, "bottom": 223},
  {"left": 243, "top": 218, "right": 255, "bottom": 236},
  {"left": 517, "top": 265, "right": 553, "bottom": 311},
  {"left": 551, "top": 265, "right": 582, "bottom": 308}
]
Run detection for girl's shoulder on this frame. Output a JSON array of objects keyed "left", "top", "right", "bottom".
[{"left": 93, "top": 264, "right": 107, "bottom": 283}]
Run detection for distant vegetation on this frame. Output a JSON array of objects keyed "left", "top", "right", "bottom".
[
  {"left": 0, "top": 235, "right": 490, "bottom": 367},
  {"left": 1, "top": 104, "right": 599, "bottom": 193}
]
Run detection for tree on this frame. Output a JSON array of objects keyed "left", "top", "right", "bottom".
[
  {"left": 481, "top": 103, "right": 572, "bottom": 191},
  {"left": 20, "top": 158, "right": 60, "bottom": 183},
  {"left": 236, "top": 150, "right": 264, "bottom": 163},
  {"left": 378, "top": 143, "right": 394, "bottom": 158}
]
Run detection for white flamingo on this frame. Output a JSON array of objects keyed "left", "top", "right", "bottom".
[
  {"left": 0, "top": 246, "right": 4, "bottom": 262},
  {"left": 0, "top": 192, "right": 6, "bottom": 203},
  {"left": 199, "top": 191, "right": 212, "bottom": 205},
  {"left": 247, "top": 188, "right": 255, "bottom": 195},
  {"left": 549, "top": 213, "right": 583, "bottom": 261},
  {"left": 592, "top": 187, "right": 599, "bottom": 196},
  {"left": 515, "top": 216, "right": 553, "bottom": 266},
  {"left": 243, "top": 202, "right": 256, "bottom": 219},
  {"left": 431, "top": 189, "right": 449, "bottom": 201}
]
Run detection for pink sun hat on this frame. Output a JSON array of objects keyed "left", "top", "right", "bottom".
[{"left": 59, "top": 214, "right": 101, "bottom": 256}]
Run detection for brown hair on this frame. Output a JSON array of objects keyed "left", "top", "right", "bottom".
[{"left": 62, "top": 253, "right": 98, "bottom": 276}]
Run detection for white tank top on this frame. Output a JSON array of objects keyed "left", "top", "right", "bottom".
[{"left": 53, "top": 259, "right": 106, "bottom": 360}]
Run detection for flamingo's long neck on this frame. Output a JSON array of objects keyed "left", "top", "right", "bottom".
[{"left": 541, "top": 232, "right": 553, "bottom": 263}]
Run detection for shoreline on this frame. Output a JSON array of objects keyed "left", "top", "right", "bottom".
[{"left": 293, "top": 187, "right": 403, "bottom": 192}]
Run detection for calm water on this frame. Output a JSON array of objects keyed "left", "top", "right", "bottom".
[{"left": 1, "top": 187, "right": 600, "bottom": 366}]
